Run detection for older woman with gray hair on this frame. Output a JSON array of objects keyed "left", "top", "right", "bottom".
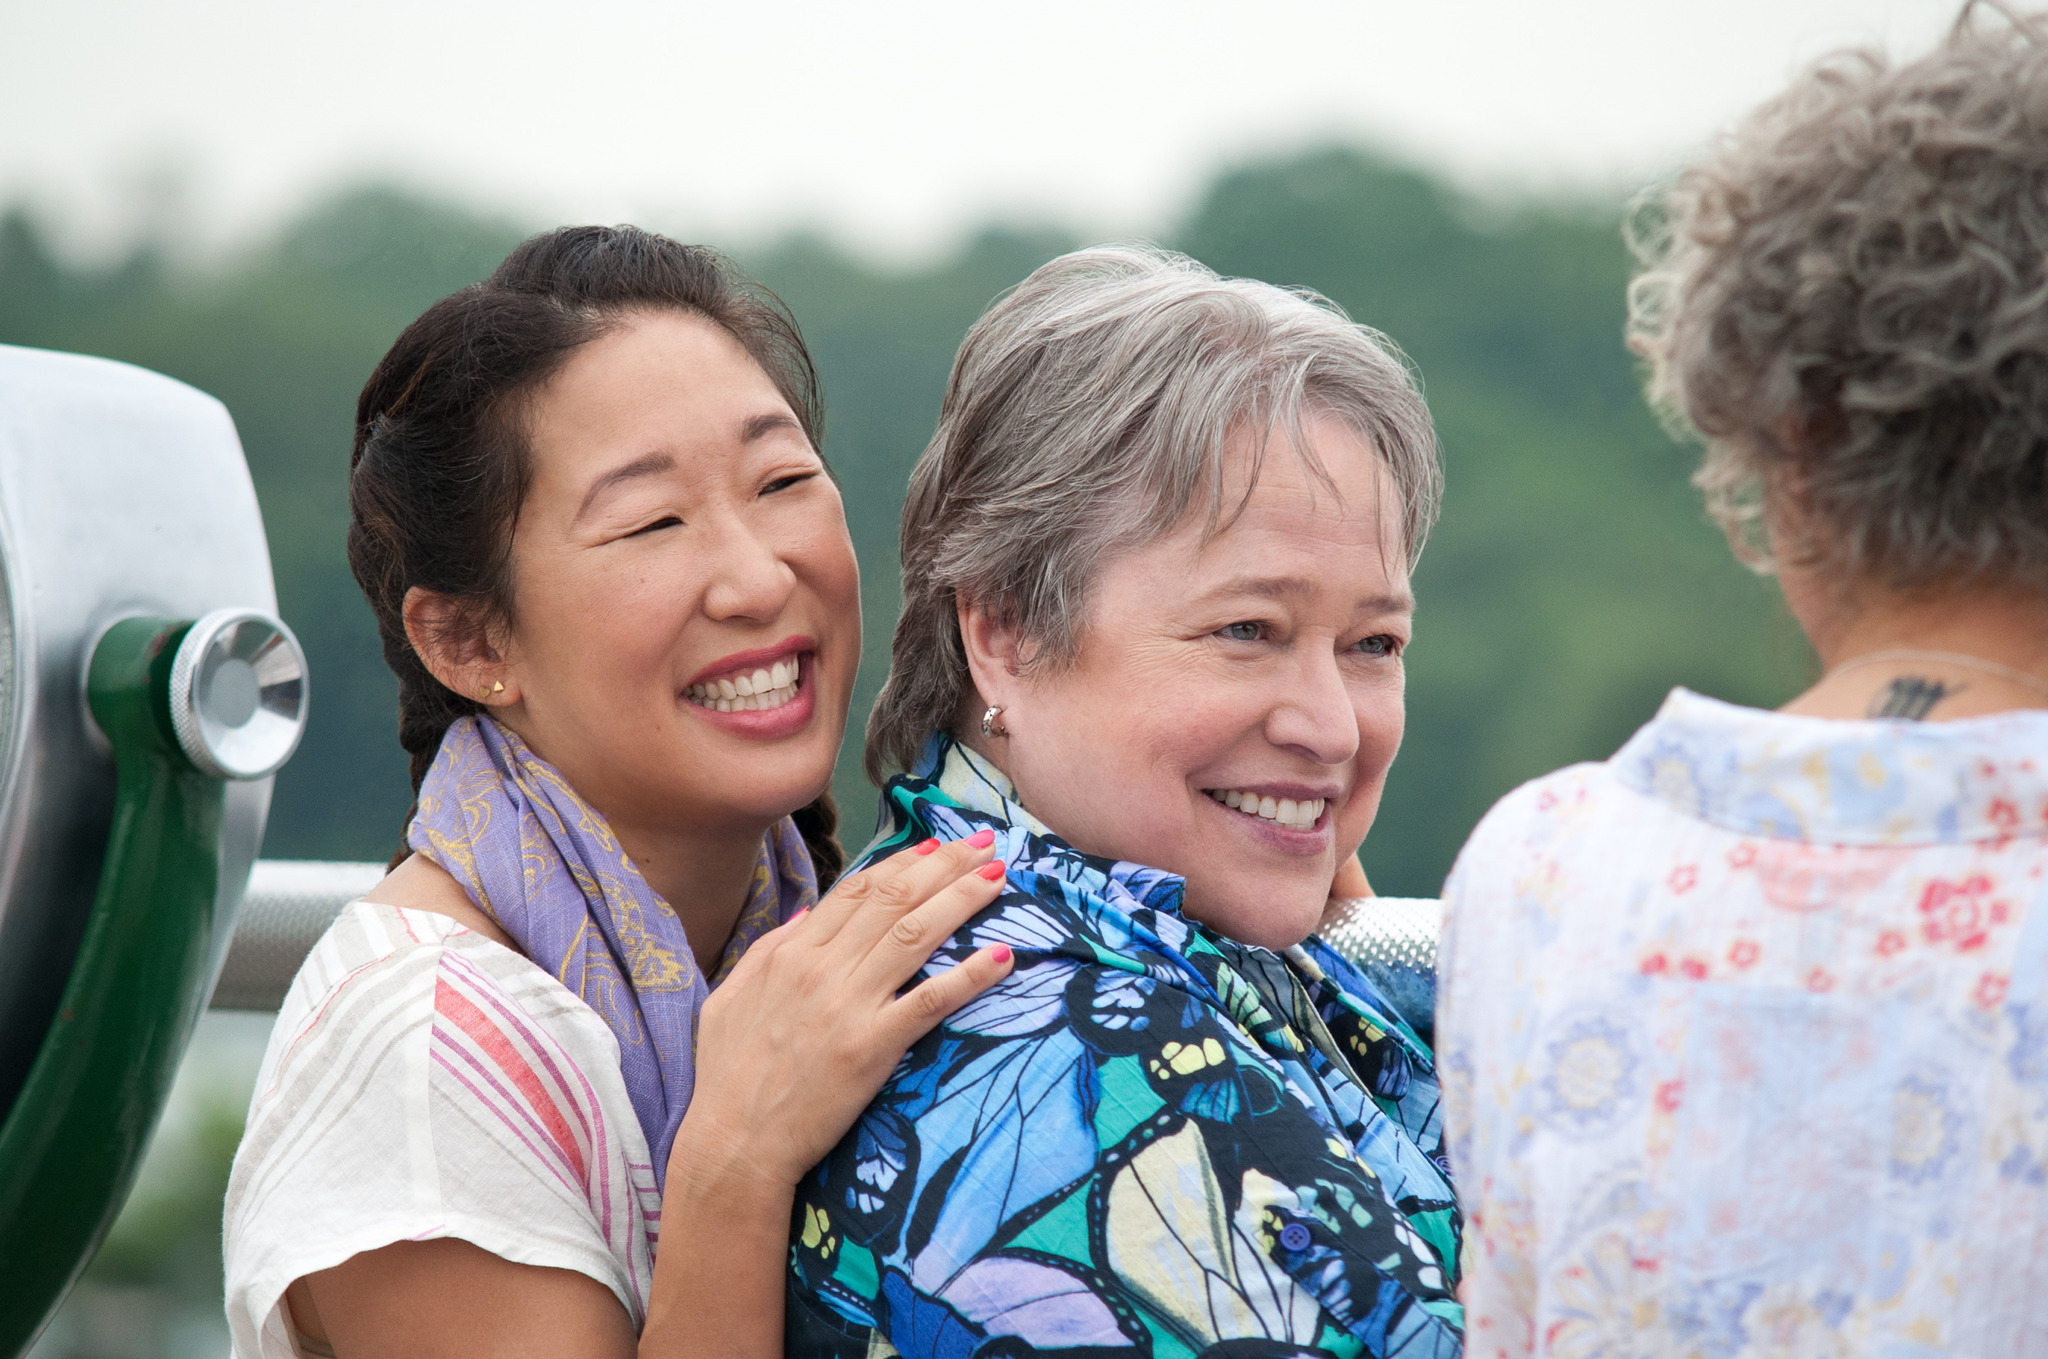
[
  {"left": 1439, "top": 5, "right": 2048, "bottom": 1354},
  {"left": 784, "top": 247, "right": 1464, "bottom": 1357}
]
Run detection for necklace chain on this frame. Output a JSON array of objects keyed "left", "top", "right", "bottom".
[{"left": 1824, "top": 648, "right": 2048, "bottom": 700}]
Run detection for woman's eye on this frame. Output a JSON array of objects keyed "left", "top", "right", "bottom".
[
  {"left": 626, "top": 515, "right": 682, "bottom": 538},
  {"left": 1218, "top": 621, "right": 1264, "bottom": 642},
  {"left": 1353, "top": 634, "right": 1401, "bottom": 658},
  {"left": 763, "top": 471, "right": 818, "bottom": 496}
]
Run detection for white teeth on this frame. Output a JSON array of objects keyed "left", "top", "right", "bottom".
[
  {"left": 1205, "top": 788, "right": 1326, "bottom": 830},
  {"left": 685, "top": 658, "right": 803, "bottom": 714}
]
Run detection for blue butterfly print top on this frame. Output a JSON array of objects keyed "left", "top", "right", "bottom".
[{"left": 785, "top": 734, "right": 1462, "bottom": 1359}]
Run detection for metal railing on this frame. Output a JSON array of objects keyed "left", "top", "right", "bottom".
[
  {"left": 210, "top": 860, "right": 385, "bottom": 1010},
  {"left": 211, "top": 864, "right": 1443, "bottom": 1014}
]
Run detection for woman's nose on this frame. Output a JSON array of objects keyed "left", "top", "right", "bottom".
[
  {"left": 700, "top": 518, "right": 797, "bottom": 622},
  {"left": 1266, "top": 652, "right": 1361, "bottom": 766}
]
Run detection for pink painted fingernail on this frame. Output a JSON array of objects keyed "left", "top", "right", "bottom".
[
  {"left": 968, "top": 828, "right": 996, "bottom": 848},
  {"left": 989, "top": 944, "right": 1013, "bottom": 965},
  {"left": 978, "top": 861, "right": 1006, "bottom": 881},
  {"left": 914, "top": 838, "right": 941, "bottom": 856}
]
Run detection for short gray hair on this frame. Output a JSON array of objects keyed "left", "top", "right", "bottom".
[
  {"left": 1628, "top": 1, "right": 2048, "bottom": 587},
  {"left": 864, "top": 245, "right": 1442, "bottom": 781}
]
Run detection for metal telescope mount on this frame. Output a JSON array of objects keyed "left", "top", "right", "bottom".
[{"left": 0, "top": 344, "right": 307, "bottom": 1356}]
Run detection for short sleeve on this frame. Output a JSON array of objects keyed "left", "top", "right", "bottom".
[{"left": 224, "top": 904, "right": 656, "bottom": 1359}]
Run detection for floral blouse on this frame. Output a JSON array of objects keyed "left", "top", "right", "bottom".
[
  {"left": 786, "top": 735, "right": 1463, "bottom": 1358},
  {"left": 1439, "top": 688, "right": 2048, "bottom": 1357}
]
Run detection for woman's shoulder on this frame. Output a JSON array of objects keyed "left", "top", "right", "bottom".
[
  {"left": 227, "top": 899, "right": 656, "bottom": 1356},
  {"left": 1608, "top": 685, "right": 2048, "bottom": 846},
  {"left": 271, "top": 898, "right": 553, "bottom": 1029},
  {"left": 261, "top": 899, "right": 630, "bottom": 1107},
  {"left": 1447, "top": 759, "right": 1611, "bottom": 870},
  {"left": 356, "top": 851, "right": 515, "bottom": 946}
]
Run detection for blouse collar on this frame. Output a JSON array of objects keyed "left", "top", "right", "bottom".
[
  {"left": 911, "top": 730, "right": 1056, "bottom": 838},
  {"left": 1611, "top": 687, "right": 2048, "bottom": 846},
  {"left": 904, "top": 732, "right": 1189, "bottom": 917}
]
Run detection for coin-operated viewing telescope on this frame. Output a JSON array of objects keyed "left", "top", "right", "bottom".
[{"left": 0, "top": 345, "right": 308, "bottom": 1356}]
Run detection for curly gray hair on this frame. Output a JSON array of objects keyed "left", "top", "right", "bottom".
[
  {"left": 864, "top": 245, "right": 1441, "bottom": 781},
  {"left": 1628, "top": 1, "right": 2048, "bottom": 587}
]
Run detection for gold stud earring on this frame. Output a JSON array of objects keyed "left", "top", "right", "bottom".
[{"left": 478, "top": 680, "right": 504, "bottom": 701}]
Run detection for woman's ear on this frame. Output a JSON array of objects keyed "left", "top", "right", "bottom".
[
  {"left": 402, "top": 587, "right": 519, "bottom": 708},
  {"left": 956, "top": 594, "right": 1027, "bottom": 716}
]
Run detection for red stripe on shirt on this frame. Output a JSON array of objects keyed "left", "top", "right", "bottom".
[{"left": 434, "top": 975, "right": 589, "bottom": 1183}]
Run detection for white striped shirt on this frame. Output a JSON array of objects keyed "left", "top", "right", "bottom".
[{"left": 224, "top": 902, "right": 658, "bottom": 1358}]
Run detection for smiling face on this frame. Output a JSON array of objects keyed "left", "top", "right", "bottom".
[
  {"left": 491, "top": 308, "right": 859, "bottom": 848},
  {"left": 966, "top": 412, "right": 1410, "bottom": 950}
]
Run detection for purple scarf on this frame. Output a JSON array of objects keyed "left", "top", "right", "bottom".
[{"left": 408, "top": 715, "right": 818, "bottom": 1188}]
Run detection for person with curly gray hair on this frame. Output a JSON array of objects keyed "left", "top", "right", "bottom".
[
  {"left": 1437, "top": 5, "right": 2048, "bottom": 1353},
  {"left": 784, "top": 246, "right": 1466, "bottom": 1357}
]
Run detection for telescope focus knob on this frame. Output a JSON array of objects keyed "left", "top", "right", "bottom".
[{"left": 165, "top": 609, "right": 307, "bottom": 781}]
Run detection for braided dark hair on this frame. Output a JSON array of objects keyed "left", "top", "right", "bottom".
[{"left": 348, "top": 225, "right": 844, "bottom": 888}]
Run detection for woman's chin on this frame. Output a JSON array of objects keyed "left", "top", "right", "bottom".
[
  {"left": 659, "top": 756, "right": 837, "bottom": 833},
  {"left": 1180, "top": 879, "right": 1327, "bottom": 952}
]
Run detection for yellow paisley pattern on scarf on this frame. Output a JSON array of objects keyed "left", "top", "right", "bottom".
[{"left": 412, "top": 719, "right": 791, "bottom": 1002}]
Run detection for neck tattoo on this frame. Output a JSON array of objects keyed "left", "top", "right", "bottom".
[{"left": 1867, "top": 675, "right": 1958, "bottom": 721}]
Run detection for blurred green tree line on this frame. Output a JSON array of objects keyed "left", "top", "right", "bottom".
[{"left": 0, "top": 146, "right": 1812, "bottom": 898}]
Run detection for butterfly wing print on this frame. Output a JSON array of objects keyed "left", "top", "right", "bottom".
[
  {"left": 1346, "top": 1103, "right": 1456, "bottom": 1240},
  {"left": 1305, "top": 967, "right": 1446, "bottom": 1144},
  {"left": 1297, "top": 936, "right": 1433, "bottom": 1061},
  {"left": 912, "top": 799, "right": 1094, "bottom": 888},
  {"left": 1104, "top": 858, "right": 1185, "bottom": 913},
  {"left": 915, "top": 801, "right": 1004, "bottom": 847},
  {"left": 876, "top": 1267, "right": 981, "bottom": 1359},
  {"left": 912, "top": 1250, "right": 1150, "bottom": 1357},
  {"left": 1089, "top": 973, "right": 1286, "bottom": 1126},
  {"left": 875, "top": 1256, "right": 1144, "bottom": 1359},
  {"left": 1068, "top": 965, "right": 1164, "bottom": 1058},
  {"left": 1188, "top": 1063, "right": 1460, "bottom": 1330},
  {"left": 810, "top": 1104, "right": 919, "bottom": 1251},
  {"left": 937, "top": 895, "right": 1092, "bottom": 1039},
  {"left": 896, "top": 1021, "right": 1102, "bottom": 1297},
  {"left": 1092, "top": 1117, "right": 1324, "bottom": 1347},
  {"left": 806, "top": 911, "right": 1086, "bottom": 1266},
  {"left": 1095, "top": 1112, "right": 1462, "bottom": 1358},
  {"left": 810, "top": 961, "right": 1089, "bottom": 1268},
  {"left": 1255, "top": 1167, "right": 1461, "bottom": 1358}
]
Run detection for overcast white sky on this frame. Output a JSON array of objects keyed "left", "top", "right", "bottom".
[{"left": 0, "top": 0, "right": 1964, "bottom": 263}]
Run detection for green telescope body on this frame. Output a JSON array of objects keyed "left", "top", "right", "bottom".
[{"left": 0, "top": 346, "right": 305, "bottom": 1356}]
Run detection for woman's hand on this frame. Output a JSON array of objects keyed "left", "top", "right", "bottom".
[
  {"left": 293, "top": 836, "right": 1015, "bottom": 1359},
  {"left": 645, "top": 831, "right": 1012, "bottom": 1358},
  {"left": 674, "top": 828, "right": 1014, "bottom": 1188}
]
